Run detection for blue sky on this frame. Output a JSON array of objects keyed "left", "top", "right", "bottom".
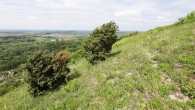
[{"left": 0, "top": 0, "right": 194, "bottom": 31}]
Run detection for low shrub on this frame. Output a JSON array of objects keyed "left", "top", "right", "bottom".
[
  {"left": 24, "top": 51, "right": 70, "bottom": 97},
  {"left": 175, "top": 11, "right": 195, "bottom": 25},
  {"left": 82, "top": 21, "right": 118, "bottom": 63}
]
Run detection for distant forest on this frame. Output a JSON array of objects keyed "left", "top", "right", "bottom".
[{"left": 0, "top": 37, "right": 83, "bottom": 71}]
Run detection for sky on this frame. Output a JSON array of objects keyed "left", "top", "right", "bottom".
[{"left": 0, "top": 0, "right": 194, "bottom": 31}]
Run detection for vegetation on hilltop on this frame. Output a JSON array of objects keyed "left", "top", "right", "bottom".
[
  {"left": 175, "top": 11, "right": 195, "bottom": 25},
  {"left": 0, "top": 11, "right": 194, "bottom": 109},
  {"left": 82, "top": 21, "right": 118, "bottom": 63},
  {"left": 24, "top": 51, "right": 70, "bottom": 97}
]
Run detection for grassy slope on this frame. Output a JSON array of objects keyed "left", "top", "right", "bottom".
[{"left": 0, "top": 21, "right": 194, "bottom": 109}]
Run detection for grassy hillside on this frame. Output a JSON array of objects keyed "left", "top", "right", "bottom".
[{"left": 0, "top": 21, "right": 194, "bottom": 109}]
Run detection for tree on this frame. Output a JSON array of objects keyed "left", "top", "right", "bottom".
[
  {"left": 24, "top": 51, "right": 70, "bottom": 97},
  {"left": 82, "top": 21, "right": 119, "bottom": 63}
]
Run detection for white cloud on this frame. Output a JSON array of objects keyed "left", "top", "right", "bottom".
[
  {"left": 29, "top": 16, "right": 38, "bottom": 20},
  {"left": 170, "top": 0, "right": 195, "bottom": 10},
  {"left": 115, "top": 10, "right": 141, "bottom": 17},
  {"left": 36, "top": 0, "right": 78, "bottom": 9},
  {"left": 0, "top": 0, "right": 194, "bottom": 31}
]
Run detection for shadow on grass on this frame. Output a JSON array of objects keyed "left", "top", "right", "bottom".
[
  {"left": 66, "top": 69, "right": 81, "bottom": 82},
  {"left": 43, "top": 69, "right": 81, "bottom": 96},
  {"left": 109, "top": 51, "right": 121, "bottom": 58}
]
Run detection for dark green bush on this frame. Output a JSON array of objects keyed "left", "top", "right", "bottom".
[
  {"left": 82, "top": 21, "right": 118, "bottom": 63},
  {"left": 24, "top": 51, "right": 70, "bottom": 97},
  {"left": 175, "top": 11, "right": 195, "bottom": 25}
]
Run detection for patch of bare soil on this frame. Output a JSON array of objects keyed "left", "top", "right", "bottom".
[
  {"left": 107, "top": 78, "right": 118, "bottom": 84},
  {"left": 107, "top": 79, "right": 115, "bottom": 84},
  {"left": 133, "top": 89, "right": 139, "bottom": 96},
  {"left": 112, "top": 58, "right": 118, "bottom": 64},
  {"left": 125, "top": 71, "right": 132, "bottom": 77},
  {"left": 174, "top": 63, "right": 186, "bottom": 72},
  {"left": 160, "top": 75, "right": 172, "bottom": 85},
  {"left": 91, "top": 78, "right": 98, "bottom": 86},
  {"left": 175, "top": 64, "right": 183, "bottom": 69},
  {"left": 116, "top": 70, "right": 123, "bottom": 74},
  {"left": 169, "top": 91, "right": 189, "bottom": 102}
]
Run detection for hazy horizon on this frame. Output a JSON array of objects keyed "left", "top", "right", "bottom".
[{"left": 0, "top": 29, "right": 134, "bottom": 32}]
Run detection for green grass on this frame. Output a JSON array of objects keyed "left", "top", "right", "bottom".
[
  {"left": 0, "top": 79, "right": 22, "bottom": 96},
  {"left": 0, "top": 21, "right": 194, "bottom": 109}
]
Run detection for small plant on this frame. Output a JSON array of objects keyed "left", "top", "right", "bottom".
[
  {"left": 82, "top": 21, "right": 119, "bottom": 63},
  {"left": 24, "top": 51, "right": 70, "bottom": 97},
  {"left": 175, "top": 11, "right": 195, "bottom": 25}
]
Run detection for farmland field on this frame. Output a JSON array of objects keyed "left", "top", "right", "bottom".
[{"left": 0, "top": 30, "right": 91, "bottom": 41}]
